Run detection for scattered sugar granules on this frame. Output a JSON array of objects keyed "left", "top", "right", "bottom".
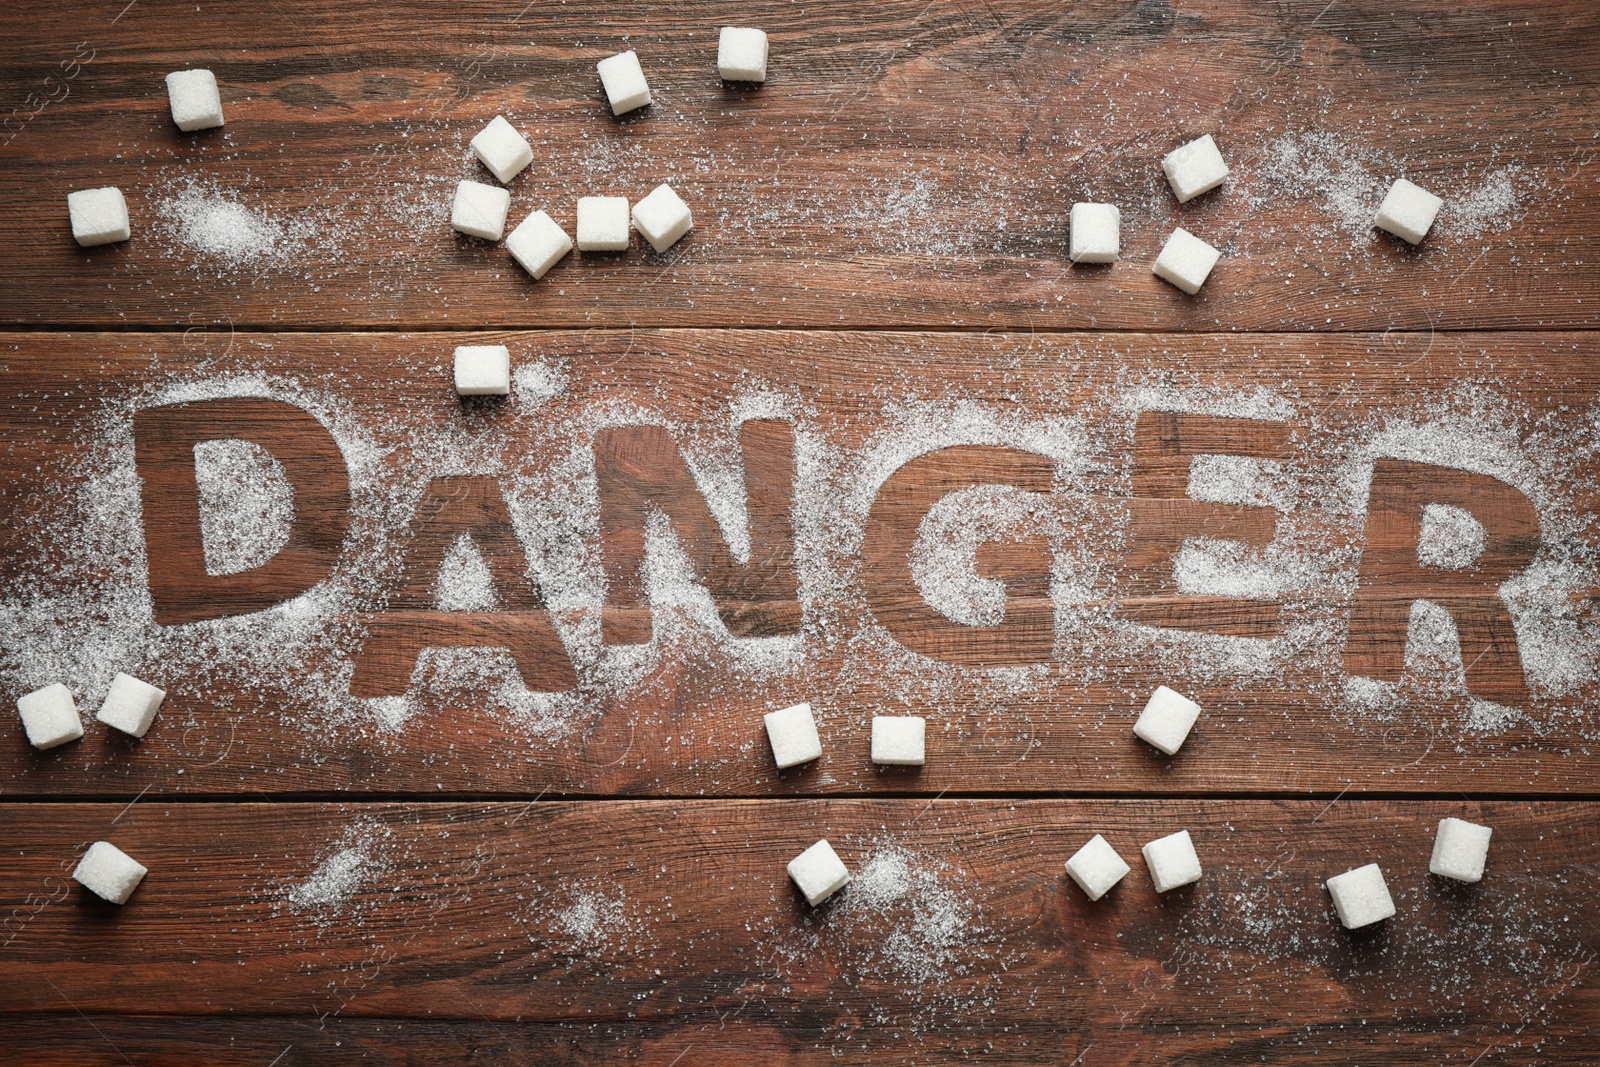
[
  {"left": 284, "top": 819, "right": 395, "bottom": 924},
  {"left": 433, "top": 534, "right": 501, "bottom": 613},
  {"left": 755, "top": 837, "right": 1017, "bottom": 1041},
  {"left": 1156, "top": 831, "right": 1589, "bottom": 1037},
  {"left": 549, "top": 886, "right": 636, "bottom": 955},
  {"left": 1417, "top": 502, "right": 1487, "bottom": 571},
  {"left": 1249, "top": 130, "right": 1538, "bottom": 244},
  {"left": 2, "top": 352, "right": 1598, "bottom": 764},
  {"left": 526, "top": 878, "right": 659, "bottom": 970},
  {"left": 1253, "top": 129, "right": 1394, "bottom": 236},
  {"left": 910, "top": 484, "right": 1052, "bottom": 628},
  {"left": 193, "top": 437, "right": 295, "bottom": 576},
  {"left": 1440, "top": 167, "right": 1531, "bottom": 239},
  {"left": 144, "top": 135, "right": 457, "bottom": 286},
  {"left": 513, "top": 360, "right": 570, "bottom": 406},
  {"left": 834, "top": 845, "right": 985, "bottom": 987},
  {"left": 154, "top": 182, "right": 311, "bottom": 269}
]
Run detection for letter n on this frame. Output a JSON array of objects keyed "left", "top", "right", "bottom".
[
  {"left": 350, "top": 476, "right": 576, "bottom": 698},
  {"left": 1345, "top": 459, "right": 1540, "bottom": 706},
  {"left": 594, "top": 420, "right": 800, "bottom": 644}
]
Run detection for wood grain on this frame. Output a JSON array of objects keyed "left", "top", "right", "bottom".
[
  {"left": 3, "top": 2, "right": 1599, "bottom": 1058},
  {"left": 351, "top": 474, "right": 578, "bottom": 697},
  {"left": 0, "top": 0, "right": 1596, "bottom": 330},
  {"left": 2, "top": 329, "right": 1599, "bottom": 797},
  {"left": 134, "top": 396, "right": 353, "bottom": 624},
  {"left": 1, "top": 799, "right": 1596, "bottom": 1065}
]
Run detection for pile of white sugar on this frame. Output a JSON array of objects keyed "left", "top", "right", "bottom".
[
  {"left": 282, "top": 819, "right": 396, "bottom": 926},
  {"left": 194, "top": 438, "right": 295, "bottom": 575}
]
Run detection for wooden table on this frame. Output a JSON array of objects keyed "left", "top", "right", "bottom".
[{"left": 3, "top": 2, "right": 1598, "bottom": 1063}]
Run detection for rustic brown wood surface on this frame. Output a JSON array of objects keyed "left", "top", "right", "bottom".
[
  {"left": 3, "top": 0, "right": 1600, "bottom": 1061},
  {"left": 0, "top": 0, "right": 1597, "bottom": 330},
  {"left": 2, "top": 331, "right": 1599, "bottom": 798},
  {"left": 1, "top": 800, "right": 1597, "bottom": 1065}
]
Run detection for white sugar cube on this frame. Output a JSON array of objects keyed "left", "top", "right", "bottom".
[
  {"left": 1065, "top": 834, "right": 1130, "bottom": 901},
  {"left": 73, "top": 841, "right": 147, "bottom": 905},
  {"left": 451, "top": 180, "right": 512, "bottom": 241},
  {"left": 97, "top": 673, "right": 166, "bottom": 738},
  {"left": 1133, "top": 685, "right": 1201, "bottom": 755},
  {"left": 1152, "top": 227, "right": 1221, "bottom": 295},
  {"left": 870, "top": 715, "right": 925, "bottom": 766},
  {"left": 597, "top": 50, "right": 652, "bottom": 116},
  {"left": 1069, "top": 202, "right": 1120, "bottom": 263},
  {"left": 632, "top": 183, "right": 693, "bottom": 253},
  {"left": 17, "top": 683, "right": 82, "bottom": 750},
  {"left": 718, "top": 27, "right": 769, "bottom": 82},
  {"left": 576, "top": 196, "right": 631, "bottom": 252},
  {"left": 1141, "top": 829, "right": 1202, "bottom": 892},
  {"left": 1430, "top": 816, "right": 1492, "bottom": 883},
  {"left": 1375, "top": 177, "right": 1443, "bottom": 245},
  {"left": 165, "top": 69, "right": 224, "bottom": 132},
  {"left": 787, "top": 838, "right": 850, "bottom": 906},
  {"left": 470, "top": 116, "right": 534, "bottom": 183},
  {"left": 454, "top": 345, "right": 511, "bottom": 396},
  {"left": 505, "top": 210, "right": 572, "bottom": 280},
  {"left": 1325, "top": 862, "right": 1396, "bottom": 929},
  {"left": 1161, "top": 134, "right": 1229, "bottom": 204},
  {"left": 764, "top": 701, "right": 821, "bottom": 769},
  {"left": 67, "top": 187, "right": 130, "bottom": 247}
]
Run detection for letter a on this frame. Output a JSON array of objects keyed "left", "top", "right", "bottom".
[{"left": 350, "top": 476, "right": 576, "bottom": 698}]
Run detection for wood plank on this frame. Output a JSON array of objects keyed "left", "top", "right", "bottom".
[
  {"left": 1, "top": 0, "right": 1596, "bottom": 329},
  {"left": 0, "top": 799, "right": 1596, "bottom": 1064},
  {"left": 5, "top": 329, "right": 1600, "bottom": 796},
  {"left": 6, "top": 1011, "right": 1600, "bottom": 1067}
]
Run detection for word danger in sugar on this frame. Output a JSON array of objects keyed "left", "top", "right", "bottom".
[{"left": 127, "top": 388, "right": 1547, "bottom": 711}]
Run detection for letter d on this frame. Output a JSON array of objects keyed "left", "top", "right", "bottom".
[{"left": 132, "top": 397, "right": 351, "bottom": 625}]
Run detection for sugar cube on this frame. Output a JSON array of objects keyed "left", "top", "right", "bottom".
[
  {"left": 870, "top": 715, "right": 925, "bottom": 765},
  {"left": 97, "top": 673, "right": 166, "bottom": 738},
  {"left": 1161, "top": 134, "right": 1229, "bottom": 204},
  {"left": 505, "top": 210, "right": 573, "bottom": 280},
  {"left": 576, "top": 196, "right": 631, "bottom": 252},
  {"left": 165, "top": 69, "right": 224, "bottom": 132},
  {"left": 1141, "top": 829, "right": 1202, "bottom": 892},
  {"left": 1132, "top": 685, "right": 1201, "bottom": 755},
  {"left": 1065, "top": 834, "right": 1130, "bottom": 901},
  {"left": 1375, "top": 177, "right": 1443, "bottom": 245},
  {"left": 1429, "top": 816, "right": 1492, "bottom": 883},
  {"left": 73, "top": 841, "right": 147, "bottom": 905},
  {"left": 632, "top": 183, "right": 693, "bottom": 253},
  {"left": 597, "top": 50, "right": 652, "bottom": 116},
  {"left": 454, "top": 345, "right": 511, "bottom": 396},
  {"left": 764, "top": 701, "right": 821, "bottom": 769},
  {"left": 1325, "top": 862, "right": 1396, "bottom": 929},
  {"left": 1069, "top": 202, "right": 1120, "bottom": 263},
  {"left": 788, "top": 838, "right": 850, "bottom": 905},
  {"left": 67, "top": 187, "right": 130, "bottom": 247},
  {"left": 17, "top": 683, "right": 82, "bottom": 750},
  {"left": 451, "top": 180, "right": 512, "bottom": 241},
  {"left": 718, "top": 27, "right": 770, "bottom": 83},
  {"left": 470, "top": 116, "right": 534, "bottom": 184},
  {"left": 1152, "top": 227, "right": 1221, "bottom": 295}
]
